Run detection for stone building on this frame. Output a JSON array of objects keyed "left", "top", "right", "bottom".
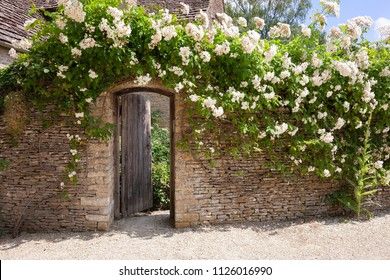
[{"left": 0, "top": 1, "right": 389, "bottom": 234}]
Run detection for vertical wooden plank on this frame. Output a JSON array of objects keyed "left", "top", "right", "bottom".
[
  {"left": 135, "top": 94, "right": 141, "bottom": 212},
  {"left": 145, "top": 99, "right": 152, "bottom": 209},
  {"left": 129, "top": 94, "right": 136, "bottom": 214},
  {"left": 121, "top": 95, "right": 128, "bottom": 217},
  {"left": 114, "top": 95, "right": 121, "bottom": 219},
  {"left": 128, "top": 94, "right": 135, "bottom": 214},
  {"left": 169, "top": 95, "right": 175, "bottom": 222},
  {"left": 140, "top": 97, "right": 145, "bottom": 211}
]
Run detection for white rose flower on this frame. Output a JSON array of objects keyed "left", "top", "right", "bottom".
[
  {"left": 88, "top": 70, "right": 98, "bottom": 79},
  {"left": 189, "top": 94, "right": 200, "bottom": 102},
  {"left": 343, "top": 101, "right": 350, "bottom": 112},
  {"left": 169, "top": 66, "right": 184, "bottom": 76},
  {"left": 185, "top": 23, "right": 204, "bottom": 41},
  {"left": 320, "top": 132, "right": 334, "bottom": 143},
  {"left": 149, "top": 30, "right": 162, "bottom": 49},
  {"left": 237, "top": 17, "right": 247, "bottom": 27},
  {"left": 179, "top": 2, "right": 190, "bottom": 15},
  {"left": 175, "top": 82, "right": 184, "bottom": 93},
  {"left": 179, "top": 47, "right": 191, "bottom": 65},
  {"left": 8, "top": 48, "right": 18, "bottom": 58},
  {"left": 273, "top": 123, "right": 288, "bottom": 136},
  {"left": 374, "top": 161, "right": 383, "bottom": 169},
  {"left": 198, "top": 10, "right": 209, "bottom": 28},
  {"left": 268, "top": 23, "right": 291, "bottom": 38},
  {"left": 320, "top": 0, "right": 340, "bottom": 17},
  {"left": 323, "top": 169, "right": 331, "bottom": 177},
  {"left": 134, "top": 74, "right": 152, "bottom": 86},
  {"left": 253, "top": 17, "right": 265, "bottom": 30},
  {"left": 161, "top": 25, "right": 177, "bottom": 41},
  {"left": 63, "top": 0, "right": 86, "bottom": 23},
  {"left": 71, "top": 47, "right": 82, "bottom": 57},
  {"left": 333, "top": 118, "right": 346, "bottom": 130},
  {"left": 79, "top": 37, "right": 96, "bottom": 49},
  {"left": 214, "top": 41, "right": 230, "bottom": 56},
  {"left": 241, "top": 36, "right": 256, "bottom": 53},
  {"left": 56, "top": 18, "right": 67, "bottom": 30},
  {"left": 59, "top": 33, "right": 68, "bottom": 44},
  {"left": 212, "top": 107, "right": 224, "bottom": 118},
  {"left": 203, "top": 97, "right": 217, "bottom": 108},
  {"left": 68, "top": 171, "right": 77, "bottom": 178},
  {"left": 301, "top": 25, "right": 311, "bottom": 37},
  {"left": 264, "top": 45, "right": 278, "bottom": 62},
  {"left": 199, "top": 51, "right": 211, "bottom": 63},
  {"left": 75, "top": 112, "right": 84, "bottom": 118},
  {"left": 12, "top": 38, "right": 32, "bottom": 50},
  {"left": 380, "top": 67, "right": 390, "bottom": 77}
]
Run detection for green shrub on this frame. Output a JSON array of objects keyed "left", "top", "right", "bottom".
[
  {"left": 151, "top": 112, "right": 170, "bottom": 210},
  {"left": 0, "top": 158, "right": 10, "bottom": 172}
]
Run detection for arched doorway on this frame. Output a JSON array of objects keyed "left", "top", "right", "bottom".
[{"left": 113, "top": 87, "right": 175, "bottom": 224}]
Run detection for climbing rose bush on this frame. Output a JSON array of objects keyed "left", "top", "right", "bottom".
[{"left": 1, "top": 0, "right": 389, "bottom": 216}]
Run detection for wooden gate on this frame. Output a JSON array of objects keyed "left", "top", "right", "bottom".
[{"left": 115, "top": 94, "right": 152, "bottom": 217}]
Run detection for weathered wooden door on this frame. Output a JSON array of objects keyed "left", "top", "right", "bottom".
[{"left": 118, "top": 94, "right": 152, "bottom": 216}]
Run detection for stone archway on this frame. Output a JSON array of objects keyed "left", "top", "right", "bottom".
[
  {"left": 112, "top": 86, "right": 176, "bottom": 223},
  {"left": 85, "top": 80, "right": 198, "bottom": 229}
]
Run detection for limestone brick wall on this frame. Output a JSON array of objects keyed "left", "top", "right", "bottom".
[
  {"left": 0, "top": 93, "right": 115, "bottom": 233},
  {"left": 0, "top": 46, "right": 13, "bottom": 67},
  {"left": 208, "top": 0, "right": 225, "bottom": 19},
  {"left": 173, "top": 95, "right": 390, "bottom": 227},
  {"left": 1, "top": 82, "right": 389, "bottom": 233}
]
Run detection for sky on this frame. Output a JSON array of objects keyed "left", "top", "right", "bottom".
[{"left": 305, "top": 0, "right": 390, "bottom": 41}]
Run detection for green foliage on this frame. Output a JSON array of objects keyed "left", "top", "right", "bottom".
[
  {"left": 0, "top": 63, "right": 26, "bottom": 113},
  {"left": 330, "top": 113, "right": 383, "bottom": 218},
  {"left": 0, "top": 158, "right": 10, "bottom": 172},
  {"left": 84, "top": 115, "right": 114, "bottom": 140},
  {"left": 151, "top": 112, "right": 171, "bottom": 210}
]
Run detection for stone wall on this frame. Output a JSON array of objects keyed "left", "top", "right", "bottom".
[
  {"left": 208, "top": 0, "right": 225, "bottom": 19},
  {"left": 0, "top": 94, "right": 115, "bottom": 233},
  {"left": 173, "top": 93, "right": 390, "bottom": 227},
  {"left": 1, "top": 82, "right": 389, "bottom": 233},
  {"left": 0, "top": 46, "right": 12, "bottom": 67}
]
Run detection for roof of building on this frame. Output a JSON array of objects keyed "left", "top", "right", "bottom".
[
  {"left": 0, "top": 0, "right": 222, "bottom": 49},
  {"left": 0, "top": 0, "right": 56, "bottom": 48}
]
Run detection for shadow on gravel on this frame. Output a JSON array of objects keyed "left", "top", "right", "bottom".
[{"left": 1, "top": 209, "right": 389, "bottom": 252}]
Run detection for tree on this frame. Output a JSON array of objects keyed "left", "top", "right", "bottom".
[{"left": 225, "top": 0, "right": 312, "bottom": 37}]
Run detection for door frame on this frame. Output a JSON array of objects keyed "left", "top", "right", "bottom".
[{"left": 113, "top": 87, "right": 175, "bottom": 224}]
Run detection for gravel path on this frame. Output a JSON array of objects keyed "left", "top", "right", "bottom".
[{"left": 1, "top": 211, "right": 390, "bottom": 259}]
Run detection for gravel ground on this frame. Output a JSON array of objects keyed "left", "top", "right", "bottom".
[{"left": 1, "top": 211, "right": 390, "bottom": 259}]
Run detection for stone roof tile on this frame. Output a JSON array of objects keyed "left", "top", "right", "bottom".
[{"left": 0, "top": 0, "right": 221, "bottom": 48}]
